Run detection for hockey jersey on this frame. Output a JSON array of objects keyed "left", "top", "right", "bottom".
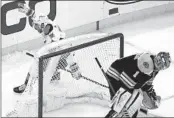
[{"left": 106, "top": 53, "right": 158, "bottom": 92}]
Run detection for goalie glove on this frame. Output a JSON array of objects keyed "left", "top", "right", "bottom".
[
  {"left": 69, "top": 63, "right": 81, "bottom": 80},
  {"left": 142, "top": 84, "right": 161, "bottom": 109}
]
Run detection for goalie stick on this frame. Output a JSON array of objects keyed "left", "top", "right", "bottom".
[
  {"left": 62, "top": 69, "right": 109, "bottom": 88},
  {"left": 95, "top": 57, "right": 116, "bottom": 96}
]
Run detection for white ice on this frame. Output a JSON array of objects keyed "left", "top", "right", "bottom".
[{"left": 2, "top": 12, "right": 174, "bottom": 117}]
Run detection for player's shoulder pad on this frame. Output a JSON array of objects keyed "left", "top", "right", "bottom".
[{"left": 136, "top": 52, "right": 154, "bottom": 75}]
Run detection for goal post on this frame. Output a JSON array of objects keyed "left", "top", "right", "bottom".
[{"left": 38, "top": 33, "right": 124, "bottom": 117}]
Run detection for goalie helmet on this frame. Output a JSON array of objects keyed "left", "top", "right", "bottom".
[{"left": 154, "top": 52, "right": 171, "bottom": 70}]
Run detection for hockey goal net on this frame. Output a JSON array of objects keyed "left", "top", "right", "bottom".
[{"left": 38, "top": 33, "right": 124, "bottom": 117}]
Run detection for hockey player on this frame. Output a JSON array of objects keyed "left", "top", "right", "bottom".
[
  {"left": 18, "top": 2, "right": 66, "bottom": 43},
  {"left": 105, "top": 52, "right": 171, "bottom": 118},
  {"left": 13, "top": 2, "right": 81, "bottom": 94}
]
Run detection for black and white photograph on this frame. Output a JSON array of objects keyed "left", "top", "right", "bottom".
[{"left": 1, "top": 0, "right": 174, "bottom": 117}]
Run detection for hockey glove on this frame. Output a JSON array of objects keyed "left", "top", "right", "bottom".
[
  {"left": 142, "top": 84, "right": 161, "bottom": 109},
  {"left": 148, "top": 88, "right": 161, "bottom": 107},
  {"left": 18, "top": 2, "right": 34, "bottom": 17},
  {"left": 154, "top": 95, "right": 161, "bottom": 107},
  {"left": 69, "top": 63, "right": 81, "bottom": 80}
]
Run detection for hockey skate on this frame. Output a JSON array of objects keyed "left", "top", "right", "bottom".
[{"left": 13, "top": 84, "right": 26, "bottom": 94}]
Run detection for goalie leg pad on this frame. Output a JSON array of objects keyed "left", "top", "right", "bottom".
[
  {"left": 124, "top": 89, "right": 143, "bottom": 117},
  {"left": 112, "top": 87, "right": 132, "bottom": 113}
]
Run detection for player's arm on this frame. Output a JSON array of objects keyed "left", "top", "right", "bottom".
[
  {"left": 106, "top": 57, "right": 125, "bottom": 80},
  {"left": 18, "top": 2, "right": 44, "bottom": 34},
  {"left": 18, "top": 2, "right": 35, "bottom": 19}
]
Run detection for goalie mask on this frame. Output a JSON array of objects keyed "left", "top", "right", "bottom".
[{"left": 154, "top": 52, "right": 171, "bottom": 70}]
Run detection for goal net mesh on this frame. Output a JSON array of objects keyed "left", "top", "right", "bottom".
[{"left": 38, "top": 33, "right": 124, "bottom": 117}]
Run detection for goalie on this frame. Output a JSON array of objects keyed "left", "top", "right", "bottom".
[
  {"left": 13, "top": 2, "right": 82, "bottom": 94},
  {"left": 105, "top": 52, "right": 171, "bottom": 118}
]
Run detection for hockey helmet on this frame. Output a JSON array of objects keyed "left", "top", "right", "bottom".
[
  {"left": 37, "top": 14, "right": 48, "bottom": 22},
  {"left": 33, "top": 13, "right": 49, "bottom": 26},
  {"left": 154, "top": 52, "right": 171, "bottom": 70}
]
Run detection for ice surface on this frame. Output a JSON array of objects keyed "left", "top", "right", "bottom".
[{"left": 2, "top": 13, "right": 174, "bottom": 117}]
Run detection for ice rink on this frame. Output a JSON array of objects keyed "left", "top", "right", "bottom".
[{"left": 2, "top": 12, "right": 174, "bottom": 117}]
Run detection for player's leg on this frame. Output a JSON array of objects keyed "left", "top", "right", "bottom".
[
  {"left": 105, "top": 87, "right": 132, "bottom": 118},
  {"left": 13, "top": 57, "right": 40, "bottom": 94},
  {"left": 122, "top": 89, "right": 143, "bottom": 118},
  {"left": 13, "top": 59, "right": 37, "bottom": 94},
  {"left": 50, "top": 53, "right": 69, "bottom": 82},
  {"left": 105, "top": 75, "right": 122, "bottom": 118},
  {"left": 105, "top": 84, "right": 143, "bottom": 118},
  {"left": 13, "top": 45, "right": 62, "bottom": 93},
  {"left": 13, "top": 52, "right": 49, "bottom": 94}
]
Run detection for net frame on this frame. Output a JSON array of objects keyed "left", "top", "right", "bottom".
[{"left": 38, "top": 33, "right": 124, "bottom": 117}]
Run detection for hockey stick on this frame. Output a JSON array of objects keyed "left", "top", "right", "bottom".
[
  {"left": 162, "top": 94, "right": 174, "bottom": 101},
  {"left": 94, "top": 57, "right": 116, "bottom": 96},
  {"left": 63, "top": 69, "right": 109, "bottom": 88}
]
